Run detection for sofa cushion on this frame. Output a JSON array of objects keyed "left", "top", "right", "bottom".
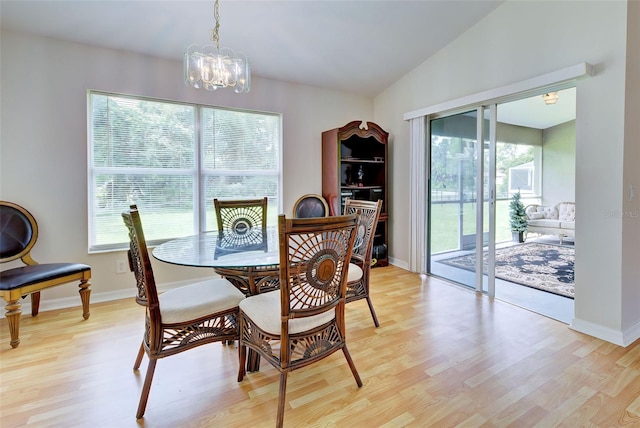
[
  {"left": 528, "top": 219, "right": 562, "bottom": 228},
  {"left": 525, "top": 205, "right": 543, "bottom": 216},
  {"left": 541, "top": 206, "right": 558, "bottom": 219},
  {"left": 527, "top": 205, "right": 559, "bottom": 220},
  {"left": 557, "top": 202, "right": 575, "bottom": 222},
  {"left": 560, "top": 221, "right": 575, "bottom": 230}
]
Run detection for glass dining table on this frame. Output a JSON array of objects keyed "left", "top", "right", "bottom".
[
  {"left": 152, "top": 226, "right": 281, "bottom": 297},
  {"left": 153, "top": 226, "right": 281, "bottom": 372}
]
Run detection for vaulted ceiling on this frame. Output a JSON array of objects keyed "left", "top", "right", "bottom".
[
  {"left": 1, "top": 1, "right": 503, "bottom": 97},
  {"left": 1, "top": 1, "right": 575, "bottom": 128}
]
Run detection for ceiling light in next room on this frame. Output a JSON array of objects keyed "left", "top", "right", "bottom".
[{"left": 542, "top": 92, "right": 559, "bottom": 105}]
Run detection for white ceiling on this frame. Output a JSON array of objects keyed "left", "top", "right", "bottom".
[
  {"left": 0, "top": 0, "right": 575, "bottom": 129},
  {"left": 0, "top": 0, "right": 504, "bottom": 97},
  {"left": 498, "top": 87, "right": 576, "bottom": 130}
]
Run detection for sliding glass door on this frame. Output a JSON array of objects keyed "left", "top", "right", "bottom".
[
  {"left": 428, "top": 109, "right": 495, "bottom": 292},
  {"left": 426, "top": 91, "right": 575, "bottom": 324},
  {"left": 491, "top": 92, "right": 575, "bottom": 322},
  {"left": 414, "top": 82, "right": 579, "bottom": 323}
]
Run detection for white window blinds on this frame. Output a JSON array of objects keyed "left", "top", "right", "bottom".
[{"left": 88, "top": 92, "right": 281, "bottom": 252}]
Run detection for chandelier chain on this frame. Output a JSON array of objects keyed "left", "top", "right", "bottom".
[{"left": 210, "top": 0, "right": 220, "bottom": 49}]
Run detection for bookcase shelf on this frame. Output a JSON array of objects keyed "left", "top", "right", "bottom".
[{"left": 321, "top": 121, "right": 389, "bottom": 267}]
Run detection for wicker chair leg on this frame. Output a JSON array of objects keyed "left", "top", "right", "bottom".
[
  {"left": 237, "top": 344, "right": 247, "bottom": 382},
  {"left": 276, "top": 372, "right": 288, "bottom": 428},
  {"left": 133, "top": 342, "right": 145, "bottom": 370},
  {"left": 366, "top": 296, "right": 380, "bottom": 328},
  {"left": 136, "top": 358, "right": 157, "bottom": 419},
  {"left": 342, "top": 345, "right": 363, "bottom": 387},
  {"left": 248, "top": 350, "right": 261, "bottom": 372}
]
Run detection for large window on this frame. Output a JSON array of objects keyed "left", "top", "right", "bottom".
[{"left": 88, "top": 92, "right": 281, "bottom": 252}]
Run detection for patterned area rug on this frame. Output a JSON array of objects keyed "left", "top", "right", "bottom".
[{"left": 439, "top": 243, "right": 574, "bottom": 298}]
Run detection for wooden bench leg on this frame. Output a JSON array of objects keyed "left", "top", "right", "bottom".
[
  {"left": 79, "top": 279, "right": 91, "bottom": 320},
  {"left": 5, "top": 299, "right": 22, "bottom": 348}
]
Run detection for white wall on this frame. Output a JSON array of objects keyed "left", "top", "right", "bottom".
[
  {"left": 0, "top": 30, "right": 372, "bottom": 307},
  {"left": 374, "top": 0, "right": 640, "bottom": 345},
  {"left": 621, "top": 0, "right": 640, "bottom": 334},
  {"left": 542, "top": 121, "right": 575, "bottom": 205}
]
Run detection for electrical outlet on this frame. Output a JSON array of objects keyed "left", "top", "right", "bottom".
[{"left": 116, "top": 259, "right": 128, "bottom": 274}]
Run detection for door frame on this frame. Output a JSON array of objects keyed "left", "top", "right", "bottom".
[{"left": 406, "top": 63, "right": 592, "bottom": 278}]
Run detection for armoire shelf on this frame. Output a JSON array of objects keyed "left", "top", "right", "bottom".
[{"left": 321, "top": 120, "right": 389, "bottom": 267}]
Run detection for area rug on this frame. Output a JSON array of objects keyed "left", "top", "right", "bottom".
[{"left": 439, "top": 243, "right": 574, "bottom": 298}]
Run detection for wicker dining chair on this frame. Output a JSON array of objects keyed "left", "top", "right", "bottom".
[
  {"left": 292, "top": 193, "right": 329, "bottom": 218},
  {"left": 214, "top": 197, "right": 268, "bottom": 232},
  {"left": 343, "top": 198, "right": 383, "bottom": 327},
  {"left": 237, "top": 214, "right": 361, "bottom": 428},
  {"left": 122, "top": 206, "right": 245, "bottom": 419}
]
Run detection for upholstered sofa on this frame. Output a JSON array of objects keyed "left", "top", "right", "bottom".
[{"left": 524, "top": 202, "right": 575, "bottom": 244}]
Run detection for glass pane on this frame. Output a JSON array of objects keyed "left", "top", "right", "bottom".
[
  {"left": 201, "top": 108, "right": 279, "bottom": 170},
  {"left": 90, "top": 173, "right": 194, "bottom": 247},
  {"left": 496, "top": 141, "right": 540, "bottom": 242},
  {"left": 203, "top": 175, "right": 279, "bottom": 230},
  {"left": 91, "top": 94, "right": 195, "bottom": 168},
  {"left": 429, "top": 111, "right": 479, "bottom": 289}
]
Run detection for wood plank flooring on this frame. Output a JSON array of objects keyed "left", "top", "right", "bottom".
[{"left": 1, "top": 266, "right": 640, "bottom": 427}]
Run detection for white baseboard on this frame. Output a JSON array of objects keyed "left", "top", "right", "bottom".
[
  {"left": 570, "top": 317, "right": 640, "bottom": 347},
  {"left": 621, "top": 320, "right": 640, "bottom": 347},
  {"left": 0, "top": 277, "right": 210, "bottom": 318},
  {"left": 388, "top": 257, "right": 408, "bottom": 270}
]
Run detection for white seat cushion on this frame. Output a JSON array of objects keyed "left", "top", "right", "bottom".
[
  {"left": 347, "top": 262, "right": 363, "bottom": 283},
  {"left": 159, "top": 278, "right": 245, "bottom": 324},
  {"left": 239, "top": 290, "right": 335, "bottom": 336}
]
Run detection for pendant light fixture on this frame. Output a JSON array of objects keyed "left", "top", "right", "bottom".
[{"left": 184, "top": 0, "right": 251, "bottom": 93}]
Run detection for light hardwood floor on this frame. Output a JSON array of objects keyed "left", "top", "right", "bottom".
[{"left": 2, "top": 266, "right": 640, "bottom": 427}]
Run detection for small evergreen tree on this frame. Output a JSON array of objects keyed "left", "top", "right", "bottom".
[{"left": 509, "top": 192, "right": 528, "bottom": 232}]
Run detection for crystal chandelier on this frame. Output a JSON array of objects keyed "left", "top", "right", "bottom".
[{"left": 184, "top": 0, "right": 251, "bottom": 93}]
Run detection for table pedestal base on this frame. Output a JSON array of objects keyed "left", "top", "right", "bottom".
[
  {"left": 214, "top": 265, "right": 280, "bottom": 296},
  {"left": 215, "top": 265, "right": 280, "bottom": 372}
]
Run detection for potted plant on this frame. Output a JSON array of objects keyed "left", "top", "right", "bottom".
[{"left": 509, "top": 191, "right": 528, "bottom": 243}]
